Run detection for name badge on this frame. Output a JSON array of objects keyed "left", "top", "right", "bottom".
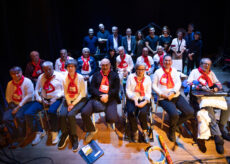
[
  {"left": 69, "top": 86, "right": 76, "bottom": 92},
  {"left": 199, "top": 78, "right": 207, "bottom": 85},
  {"left": 36, "top": 69, "right": 42, "bottom": 74},
  {"left": 161, "top": 78, "right": 167, "bottom": 84},
  {"left": 123, "top": 63, "right": 128, "bottom": 67},
  {"left": 101, "top": 85, "right": 109, "bottom": 91}
]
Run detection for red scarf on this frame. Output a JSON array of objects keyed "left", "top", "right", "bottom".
[
  {"left": 142, "top": 55, "right": 151, "bottom": 71},
  {"left": 12, "top": 76, "right": 24, "bottom": 102},
  {"left": 67, "top": 73, "right": 78, "bottom": 98},
  {"left": 43, "top": 75, "right": 55, "bottom": 93},
  {"left": 157, "top": 52, "right": 164, "bottom": 67},
  {"left": 118, "top": 54, "right": 128, "bottom": 68},
  {"left": 60, "top": 59, "right": 66, "bottom": 72},
  {"left": 134, "top": 76, "right": 145, "bottom": 96},
  {"left": 99, "top": 70, "right": 110, "bottom": 93},
  {"left": 81, "top": 56, "right": 90, "bottom": 71},
  {"left": 160, "top": 67, "right": 175, "bottom": 89},
  {"left": 32, "top": 59, "right": 42, "bottom": 77},
  {"left": 198, "top": 67, "right": 213, "bottom": 87}
]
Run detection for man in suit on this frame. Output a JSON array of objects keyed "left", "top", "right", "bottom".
[
  {"left": 107, "top": 26, "right": 122, "bottom": 54},
  {"left": 122, "top": 28, "right": 136, "bottom": 57}
]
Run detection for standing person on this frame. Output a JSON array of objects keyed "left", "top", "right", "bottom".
[
  {"left": 152, "top": 55, "right": 194, "bottom": 142},
  {"left": 24, "top": 61, "right": 64, "bottom": 146},
  {"left": 58, "top": 59, "right": 88, "bottom": 152},
  {"left": 187, "top": 31, "right": 203, "bottom": 75},
  {"left": 122, "top": 28, "right": 136, "bottom": 57},
  {"left": 3, "top": 66, "right": 34, "bottom": 148},
  {"left": 126, "top": 62, "right": 152, "bottom": 143},
  {"left": 185, "top": 23, "right": 195, "bottom": 48},
  {"left": 153, "top": 45, "right": 166, "bottom": 71},
  {"left": 107, "top": 26, "right": 122, "bottom": 54},
  {"left": 55, "top": 49, "right": 73, "bottom": 74},
  {"left": 159, "top": 26, "right": 172, "bottom": 46},
  {"left": 97, "top": 23, "right": 110, "bottom": 58},
  {"left": 81, "top": 59, "right": 120, "bottom": 143},
  {"left": 83, "top": 28, "right": 98, "bottom": 57},
  {"left": 25, "top": 51, "right": 45, "bottom": 86},
  {"left": 170, "top": 29, "right": 186, "bottom": 72},
  {"left": 145, "top": 27, "right": 159, "bottom": 56},
  {"left": 135, "top": 31, "right": 145, "bottom": 61}
]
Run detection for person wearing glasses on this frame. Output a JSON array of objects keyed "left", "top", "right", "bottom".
[
  {"left": 126, "top": 62, "right": 152, "bottom": 143},
  {"left": 152, "top": 55, "right": 194, "bottom": 142},
  {"left": 187, "top": 58, "right": 230, "bottom": 154}
]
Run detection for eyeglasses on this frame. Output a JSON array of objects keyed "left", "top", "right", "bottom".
[{"left": 202, "top": 63, "right": 211, "bottom": 66}]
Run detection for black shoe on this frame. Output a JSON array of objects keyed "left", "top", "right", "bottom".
[
  {"left": 219, "top": 124, "right": 230, "bottom": 141},
  {"left": 214, "top": 135, "right": 224, "bottom": 154},
  {"left": 58, "top": 132, "right": 69, "bottom": 149},
  {"left": 197, "top": 139, "right": 206, "bottom": 153},
  {"left": 168, "top": 128, "right": 176, "bottom": 142},
  {"left": 143, "top": 131, "right": 150, "bottom": 143},
  {"left": 70, "top": 135, "right": 78, "bottom": 152}
]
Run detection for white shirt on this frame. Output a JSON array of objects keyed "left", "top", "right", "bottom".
[
  {"left": 153, "top": 52, "right": 166, "bottom": 65},
  {"left": 126, "top": 73, "right": 152, "bottom": 102},
  {"left": 113, "top": 35, "right": 118, "bottom": 51},
  {"left": 170, "top": 38, "right": 186, "bottom": 53},
  {"left": 35, "top": 71, "right": 64, "bottom": 103},
  {"left": 116, "top": 54, "right": 134, "bottom": 73},
  {"left": 136, "top": 55, "right": 154, "bottom": 73},
  {"left": 187, "top": 68, "right": 220, "bottom": 85},
  {"left": 55, "top": 56, "right": 74, "bottom": 73},
  {"left": 6, "top": 77, "right": 34, "bottom": 107},
  {"left": 152, "top": 67, "right": 181, "bottom": 99},
  {"left": 63, "top": 73, "right": 86, "bottom": 106},
  {"left": 127, "top": 36, "right": 131, "bottom": 51}
]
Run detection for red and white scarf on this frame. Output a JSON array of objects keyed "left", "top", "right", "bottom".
[
  {"left": 99, "top": 70, "right": 110, "bottom": 93},
  {"left": 142, "top": 55, "right": 151, "bottom": 71},
  {"left": 198, "top": 67, "right": 213, "bottom": 87},
  {"left": 43, "top": 75, "right": 55, "bottom": 93},
  {"left": 134, "top": 76, "right": 145, "bottom": 96},
  {"left": 118, "top": 54, "right": 128, "bottom": 69},
  {"left": 81, "top": 56, "right": 90, "bottom": 71},
  {"left": 160, "top": 67, "right": 175, "bottom": 89},
  {"left": 12, "top": 76, "right": 24, "bottom": 102},
  {"left": 67, "top": 73, "right": 78, "bottom": 98},
  {"left": 60, "top": 58, "right": 66, "bottom": 72},
  {"left": 32, "top": 59, "right": 42, "bottom": 77}
]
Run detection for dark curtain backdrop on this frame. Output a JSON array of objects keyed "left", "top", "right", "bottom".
[{"left": 0, "top": 0, "right": 229, "bottom": 89}]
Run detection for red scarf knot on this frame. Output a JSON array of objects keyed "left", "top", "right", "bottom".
[
  {"left": 99, "top": 70, "right": 110, "bottom": 93},
  {"left": 198, "top": 67, "right": 213, "bottom": 87},
  {"left": 142, "top": 54, "right": 151, "bottom": 71},
  {"left": 67, "top": 73, "right": 78, "bottom": 98},
  {"left": 32, "top": 59, "right": 42, "bottom": 77},
  {"left": 118, "top": 54, "right": 128, "bottom": 69},
  {"left": 81, "top": 56, "right": 90, "bottom": 71},
  {"left": 12, "top": 76, "right": 25, "bottom": 102},
  {"left": 134, "top": 76, "right": 145, "bottom": 96},
  {"left": 43, "top": 75, "right": 55, "bottom": 93},
  {"left": 160, "top": 67, "right": 175, "bottom": 89}
]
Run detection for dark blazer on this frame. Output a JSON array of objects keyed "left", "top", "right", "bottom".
[
  {"left": 121, "top": 36, "right": 136, "bottom": 54},
  {"left": 107, "top": 34, "right": 122, "bottom": 52}
]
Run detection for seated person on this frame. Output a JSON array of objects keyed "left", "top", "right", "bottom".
[
  {"left": 153, "top": 45, "right": 166, "bottom": 71},
  {"left": 55, "top": 49, "right": 73, "bottom": 74},
  {"left": 25, "top": 51, "right": 45, "bottom": 86},
  {"left": 116, "top": 46, "right": 134, "bottom": 81},
  {"left": 58, "top": 59, "right": 88, "bottom": 152},
  {"left": 24, "top": 61, "right": 64, "bottom": 146},
  {"left": 152, "top": 55, "right": 194, "bottom": 142},
  {"left": 81, "top": 59, "right": 120, "bottom": 143},
  {"left": 136, "top": 47, "right": 154, "bottom": 76},
  {"left": 126, "top": 62, "right": 152, "bottom": 143},
  {"left": 187, "top": 58, "right": 230, "bottom": 154},
  {"left": 105, "top": 48, "right": 117, "bottom": 71},
  {"left": 3, "top": 66, "right": 34, "bottom": 148},
  {"left": 77, "top": 47, "right": 97, "bottom": 82}
]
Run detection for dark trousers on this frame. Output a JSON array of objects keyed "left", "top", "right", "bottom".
[
  {"left": 81, "top": 99, "right": 118, "bottom": 132},
  {"left": 159, "top": 95, "right": 194, "bottom": 131},
  {"left": 187, "top": 56, "right": 200, "bottom": 75},
  {"left": 59, "top": 98, "right": 87, "bottom": 136},
  {"left": 3, "top": 102, "right": 33, "bottom": 139},
  {"left": 126, "top": 99, "right": 150, "bottom": 133},
  {"left": 25, "top": 99, "right": 62, "bottom": 132}
]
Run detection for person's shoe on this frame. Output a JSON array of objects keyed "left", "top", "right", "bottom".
[
  {"left": 168, "top": 128, "right": 176, "bottom": 142},
  {"left": 32, "top": 131, "right": 46, "bottom": 146},
  {"left": 70, "top": 135, "right": 79, "bottom": 152},
  {"left": 214, "top": 135, "right": 224, "bottom": 154},
  {"left": 219, "top": 124, "right": 230, "bottom": 141},
  {"left": 58, "top": 132, "right": 69, "bottom": 149},
  {"left": 51, "top": 132, "right": 59, "bottom": 145},
  {"left": 133, "top": 131, "right": 139, "bottom": 143},
  {"left": 142, "top": 130, "right": 150, "bottom": 143},
  {"left": 197, "top": 139, "right": 206, "bottom": 153},
  {"left": 85, "top": 129, "right": 98, "bottom": 143}
]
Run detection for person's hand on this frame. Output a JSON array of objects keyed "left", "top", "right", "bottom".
[
  {"left": 134, "top": 99, "right": 139, "bottom": 107},
  {"left": 123, "top": 70, "right": 128, "bottom": 77},
  {"left": 68, "top": 104, "right": 74, "bottom": 112},
  {"left": 160, "top": 93, "right": 168, "bottom": 99},
  {"left": 167, "top": 92, "right": 175, "bottom": 101},
  {"left": 100, "top": 94, "right": 109, "bottom": 103},
  {"left": 137, "top": 100, "right": 147, "bottom": 108},
  {"left": 11, "top": 106, "right": 20, "bottom": 115},
  {"left": 176, "top": 52, "right": 182, "bottom": 57},
  {"left": 84, "top": 75, "right": 89, "bottom": 81},
  {"left": 201, "top": 86, "right": 211, "bottom": 92},
  {"left": 188, "top": 53, "right": 194, "bottom": 60},
  {"left": 213, "top": 87, "right": 219, "bottom": 92}
]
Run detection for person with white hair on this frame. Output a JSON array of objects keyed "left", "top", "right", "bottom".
[
  {"left": 81, "top": 58, "right": 120, "bottom": 143},
  {"left": 55, "top": 49, "right": 73, "bottom": 74},
  {"left": 145, "top": 27, "right": 159, "bottom": 56},
  {"left": 107, "top": 26, "right": 122, "bottom": 53},
  {"left": 77, "top": 47, "right": 97, "bottom": 81},
  {"left": 122, "top": 28, "right": 136, "bottom": 57},
  {"left": 126, "top": 62, "right": 152, "bottom": 143},
  {"left": 83, "top": 28, "right": 98, "bottom": 56},
  {"left": 24, "top": 61, "right": 65, "bottom": 146},
  {"left": 153, "top": 45, "right": 166, "bottom": 70},
  {"left": 136, "top": 47, "right": 154, "bottom": 76},
  {"left": 97, "top": 23, "right": 110, "bottom": 56}
]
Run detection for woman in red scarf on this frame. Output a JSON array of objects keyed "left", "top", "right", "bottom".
[
  {"left": 58, "top": 59, "right": 87, "bottom": 152},
  {"left": 126, "top": 62, "right": 152, "bottom": 143}
]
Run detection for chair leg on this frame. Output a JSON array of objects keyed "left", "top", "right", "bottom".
[{"left": 92, "top": 113, "right": 95, "bottom": 126}]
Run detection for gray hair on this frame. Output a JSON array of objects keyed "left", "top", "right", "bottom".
[
  {"left": 156, "top": 45, "right": 164, "bottom": 51},
  {"left": 135, "top": 62, "right": 146, "bottom": 69},
  {"left": 60, "top": 49, "right": 67, "bottom": 54},
  {"left": 112, "top": 26, "right": 118, "bottom": 32},
  {"left": 9, "top": 66, "right": 22, "bottom": 74},
  {"left": 42, "top": 61, "right": 53, "bottom": 68},
  {"left": 118, "top": 46, "right": 124, "bottom": 51},
  {"left": 82, "top": 47, "right": 90, "bottom": 53},
  {"left": 65, "top": 59, "right": 78, "bottom": 69},
  {"left": 200, "top": 58, "right": 212, "bottom": 65}
]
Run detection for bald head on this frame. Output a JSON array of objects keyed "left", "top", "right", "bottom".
[
  {"left": 30, "top": 51, "right": 40, "bottom": 62},
  {"left": 101, "top": 58, "right": 111, "bottom": 74},
  {"left": 101, "top": 58, "right": 110, "bottom": 65}
]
